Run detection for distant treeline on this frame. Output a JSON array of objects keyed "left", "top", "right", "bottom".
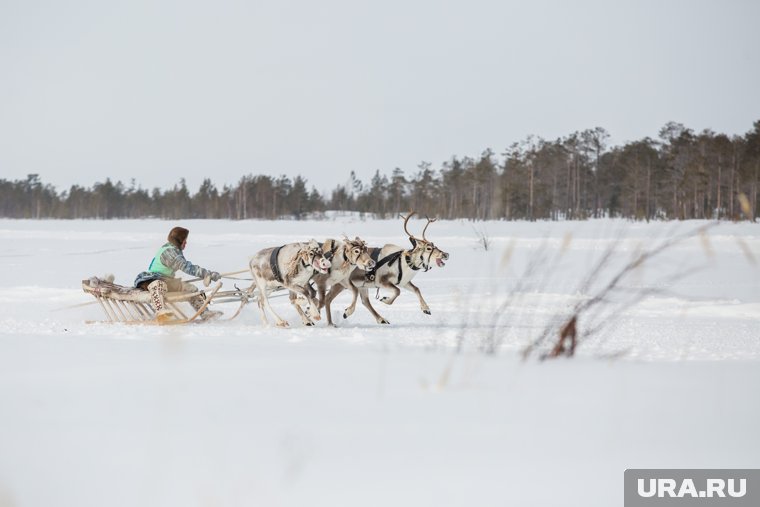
[{"left": 2, "top": 121, "right": 759, "bottom": 221}]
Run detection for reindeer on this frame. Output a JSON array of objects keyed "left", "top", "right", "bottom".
[
  {"left": 323, "top": 212, "right": 449, "bottom": 324},
  {"left": 310, "top": 236, "right": 376, "bottom": 326},
  {"left": 249, "top": 239, "right": 331, "bottom": 327}
]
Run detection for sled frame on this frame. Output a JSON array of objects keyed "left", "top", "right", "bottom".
[{"left": 82, "top": 277, "right": 252, "bottom": 325}]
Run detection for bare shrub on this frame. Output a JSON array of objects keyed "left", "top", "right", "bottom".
[
  {"left": 522, "top": 222, "right": 718, "bottom": 360},
  {"left": 472, "top": 224, "right": 491, "bottom": 251}
]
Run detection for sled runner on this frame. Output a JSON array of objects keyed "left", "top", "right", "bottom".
[{"left": 81, "top": 276, "right": 252, "bottom": 325}]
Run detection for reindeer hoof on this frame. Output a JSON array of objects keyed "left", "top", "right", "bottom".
[
  {"left": 276, "top": 321, "right": 290, "bottom": 328},
  {"left": 305, "top": 322, "right": 314, "bottom": 327},
  {"left": 423, "top": 309, "right": 431, "bottom": 315},
  {"left": 379, "top": 319, "right": 390, "bottom": 325},
  {"left": 343, "top": 312, "right": 349, "bottom": 319},
  {"left": 380, "top": 297, "right": 391, "bottom": 305}
]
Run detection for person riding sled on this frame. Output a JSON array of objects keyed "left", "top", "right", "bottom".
[{"left": 134, "top": 226, "right": 222, "bottom": 322}]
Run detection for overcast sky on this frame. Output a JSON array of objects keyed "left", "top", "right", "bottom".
[{"left": 1, "top": 0, "right": 758, "bottom": 194}]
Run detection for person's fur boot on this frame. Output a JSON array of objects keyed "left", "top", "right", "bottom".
[
  {"left": 190, "top": 294, "right": 222, "bottom": 320},
  {"left": 148, "top": 280, "right": 174, "bottom": 323}
]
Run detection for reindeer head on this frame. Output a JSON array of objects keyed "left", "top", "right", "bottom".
[
  {"left": 401, "top": 212, "right": 450, "bottom": 270},
  {"left": 300, "top": 239, "right": 331, "bottom": 274},
  {"left": 341, "top": 236, "right": 375, "bottom": 271}
]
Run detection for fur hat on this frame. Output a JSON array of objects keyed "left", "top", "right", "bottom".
[{"left": 168, "top": 226, "right": 190, "bottom": 248}]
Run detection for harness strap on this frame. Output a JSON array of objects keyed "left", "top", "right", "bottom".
[
  {"left": 270, "top": 246, "right": 284, "bottom": 284},
  {"left": 424, "top": 250, "right": 434, "bottom": 272},
  {"left": 318, "top": 240, "right": 338, "bottom": 274},
  {"left": 405, "top": 252, "right": 422, "bottom": 274},
  {"left": 395, "top": 254, "right": 404, "bottom": 285},
  {"left": 303, "top": 257, "right": 319, "bottom": 276},
  {"left": 319, "top": 240, "right": 338, "bottom": 261},
  {"left": 365, "top": 249, "right": 403, "bottom": 282},
  {"left": 393, "top": 251, "right": 423, "bottom": 284}
]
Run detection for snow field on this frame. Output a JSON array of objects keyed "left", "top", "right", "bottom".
[{"left": 0, "top": 218, "right": 758, "bottom": 506}]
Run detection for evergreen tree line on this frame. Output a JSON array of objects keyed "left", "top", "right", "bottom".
[{"left": 2, "top": 121, "right": 759, "bottom": 221}]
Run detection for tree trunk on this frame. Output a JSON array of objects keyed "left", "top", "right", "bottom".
[
  {"left": 566, "top": 160, "right": 571, "bottom": 218},
  {"left": 730, "top": 150, "right": 736, "bottom": 218},
  {"left": 646, "top": 159, "right": 651, "bottom": 221},
  {"left": 552, "top": 163, "right": 558, "bottom": 220},
  {"left": 633, "top": 172, "right": 638, "bottom": 218},
  {"left": 717, "top": 157, "right": 722, "bottom": 219},
  {"left": 673, "top": 180, "right": 678, "bottom": 220},
  {"left": 529, "top": 164, "right": 534, "bottom": 221},
  {"left": 575, "top": 156, "right": 580, "bottom": 217},
  {"left": 754, "top": 161, "right": 759, "bottom": 221}
]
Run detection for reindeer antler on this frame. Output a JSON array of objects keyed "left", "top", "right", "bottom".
[
  {"left": 400, "top": 211, "right": 421, "bottom": 240},
  {"left": 422, "top": 216, "right": 438, "bottom": 240}
]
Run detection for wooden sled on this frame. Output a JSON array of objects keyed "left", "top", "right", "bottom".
[{"left": 82, "top": 277, "right": 253, "bottom": 325}]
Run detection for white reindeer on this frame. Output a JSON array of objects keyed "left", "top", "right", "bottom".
[
  {"left": 249, "top": 239, "right": 331, "bottom": 327},
  {"left": 324, "top": 212, "right": 449, "bottom": 324},
  {"left": 310, "top": 236, "right": 376, "bottom": 326}
]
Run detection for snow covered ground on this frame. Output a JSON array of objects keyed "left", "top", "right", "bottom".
[{"left": 0, "top": 218, "right": 758, "bottom": 507}]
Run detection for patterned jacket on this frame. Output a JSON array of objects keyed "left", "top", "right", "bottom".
[{"left": 134, "top": 243, "right": 212, "bottom": 288}]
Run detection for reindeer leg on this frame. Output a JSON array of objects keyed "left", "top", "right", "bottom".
[
  {"left": 306, "top": 282, "right": 319, "bottom": 311},
  {"left": 256, "top": 296, "right": 269, "bottom": 326},
  {"left": 360, "top": 288, "right": 390, "bottom": 324},
  {"left": 253, "top": 276, "right": 269, "bottom": 325},
  {"left": 403, "top": 281, "right": 431, "bottom": 315},
  {"left": 338, "top": 279, "right": 359, "bottom": 319},
  {"left": 338, "top": 282, "right": 357, "bottom": 319},
  {"left": 332, "top": 279, "right": 361, "bottom": 325},
  {"left": 324, "top": 283, "right": 347, "bottom": 323},
  {"left": 321, "top": 283, "right": 339, "bottom": 327},
  {"left": 256, "top": 277, "right": 289, "bottom": 328},
  {"left": 378, "top": 279, "right": 401, "bottom": 306},
  {"left": 253, "top": 277, "right": 271, "bottom": 326},
  {"left": 317, "top": 282, "right": 326, "bottom": 312},
  {"left": 294, "top": 284, "right": 321, "bottom": 324},
  {"left": 289, "top": 290, "right": 314, "bottom": 326}
]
